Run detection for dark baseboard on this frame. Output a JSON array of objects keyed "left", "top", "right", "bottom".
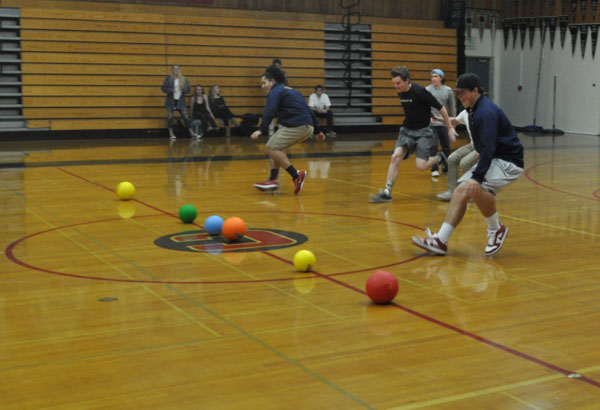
[{"left": 0, "top": 124, "right": 399, "bottom": 141}]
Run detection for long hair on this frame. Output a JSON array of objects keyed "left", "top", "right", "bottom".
[
  {"left": 192, "top": 86, "right": 205, "bottom": 103},
  {"left": 173, "top": 65, "right": 185, "bottom": 87},
  {"left": 209, "top": 85, "right": 219, "bottom": 104}
]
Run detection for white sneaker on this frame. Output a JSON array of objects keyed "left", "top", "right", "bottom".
[
  {"left": 485, "top": 224, "right": 508, "bottom": 256},
  {"left": 169, "top": 130, "right": 176, "bottom": 140},
  {"left": 412, "top": 229, "right": 448, "bottom": 255},
  {"left": 431, "top": 170, "right": 440, "bottom": 177},
  {"left": 436, "top": 190, "right": 453, "bottom": 201}
]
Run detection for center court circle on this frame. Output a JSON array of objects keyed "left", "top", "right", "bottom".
[
  {"left": 154, "top": 228, "right": 308, "bottom": 253},
  {"left": 5, "top": 212, "right": 424, "bottom": 285}
]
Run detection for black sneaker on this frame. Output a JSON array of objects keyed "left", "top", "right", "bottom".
[{"left": 369, "top": 190, "right": 392, "bottom": 203}]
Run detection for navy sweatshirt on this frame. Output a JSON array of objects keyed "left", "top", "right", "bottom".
[
  {"left": 468, "top": 96, "right": 524, "bottom": 183},
  {"left": 260, "top": 83, "right": 316, "bottom": 135}
]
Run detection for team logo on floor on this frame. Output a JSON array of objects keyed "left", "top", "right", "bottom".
[{"left": 154, "top": 228, "right": 308, "bottom": 253}]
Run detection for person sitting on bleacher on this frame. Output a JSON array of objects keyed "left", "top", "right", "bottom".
[
  {"left": 190, "top": 85, "right": 218, "bottom": 139},
  {"left": 308, "top": 85, "right": 336, "bottom": 138},
  {"left": 209, "top": 85, "right": 240, "bottom": 137}
]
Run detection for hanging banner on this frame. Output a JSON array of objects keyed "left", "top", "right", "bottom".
[
  {"left": 581, "top": 0, "right": 588, "bottom": 21},
  {"left": 560, "top": 15, "right": 569, "bottom": 47},
  {"left": 465, "top": 8, "right": 474, "bottom": 41},
  {"left": 512, "top": 18, "right": 520, "bottom": 48},
  {"left": 478, "top": 10, "right": 488, "bottom": 41},
  {"left": 561, "top": 0, "right": 568, "bottom": 13},
  {"left": 540, "top": 16, "right": 548, "bottom": 46},
  {"left": 528, "top": 17, "right": 537, "bottom": 47},
  {"left": 579, "top": 23, "right": 588, "bottom": 57},
  {"left": 540, "top": 0, "right": 546, "bottom": 15},
  {"left": 503, "top": 18, "right": 512, "bottom": 48},
  {"left": 549, "top": 16, "right": 558, "bottom": 48},
  {"left": 592, "top": 0, "right": 598, "bottom": 20},
  {"left": 519, "top": 18, "right": 528, "bottom": 48},
  {"left": 590, "top": 23, "right": 598, "bottom": 58},
  {"left": 550, "top": 0, "right": 557, "bottom": 12},
  {"left": 569, "top": 24, "right": 579, "bottom": 55},
  {"left": 491, "top": 11, "right": 499, "bottom": 44}
]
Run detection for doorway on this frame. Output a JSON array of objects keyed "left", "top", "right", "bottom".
[{"left": 465, "top": 57, "right": 492, "bottom": 99}]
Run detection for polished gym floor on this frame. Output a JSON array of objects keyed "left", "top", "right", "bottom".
[{"left": 1, "top": 130, "right": 599, "bottom": 409}]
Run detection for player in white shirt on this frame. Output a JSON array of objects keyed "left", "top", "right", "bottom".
[{"left": 434, "top": 109, "right": 478, "bottom": 201}]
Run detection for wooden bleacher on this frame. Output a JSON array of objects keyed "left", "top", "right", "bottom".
[
  {"left": 7, "top": 0, "right": 456, "bottom": 132},
  {"left": 371, "top": 24, "right": 458, "bottom": 125}
]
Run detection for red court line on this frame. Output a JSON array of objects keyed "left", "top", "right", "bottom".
[
  {"left": 56, "top": 166, "right": 600, "bottom": 389},
  {"left": 56, "top": 167, "right": 206, "bottom": 228},
  {"left": 525, "top": 162, "right": 600, "bottom": 201},
  {"left": 262, "top": 251, "right": 600, "bottom": 389},
  {"left": 5, "top": 215, "right": 423, "bottom": 284}
]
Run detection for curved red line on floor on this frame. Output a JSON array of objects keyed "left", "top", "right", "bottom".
[
  {"left": 525, "top": 162, "right": 600, "bottom": 201},
  {"left": 6, "top": 161, "right": 599, "bottom": 389},
  {"left": 5, "top": 213, "right": 423, "bottom": 284}
]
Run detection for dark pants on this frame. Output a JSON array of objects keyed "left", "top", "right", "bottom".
[
  {"left": 430, "top": 126, "right": 451, "bottom": 172},
  {"left": 213, "top": 107, "right": 238, "bottom": 126},
  {"left": 315, "top": 111, "right": 334, "bottom": 133},
  {"left": 192, "top": 112, "right": 218, "bottom": 134}
]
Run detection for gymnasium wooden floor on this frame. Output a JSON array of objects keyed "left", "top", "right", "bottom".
[{"left": 1, "top": 130, "right": 599, "bottom": 409}]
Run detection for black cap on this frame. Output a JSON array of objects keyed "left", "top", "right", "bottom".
[{"left": 453, "top": 73, "right": 481, "bottom": 91}]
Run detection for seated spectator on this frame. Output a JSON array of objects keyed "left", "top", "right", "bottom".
[
  {"left": 190, "top": 85, "right": 218, "bottom": 138},
  {"left": 209, "top": 85, "right": 240, "bottom": 136},
  {"left": 308, "top": 85, "right": 336, "bottom": 138},
  {"left": 161, "top": 64, "right": 196, "bottom": 140}
]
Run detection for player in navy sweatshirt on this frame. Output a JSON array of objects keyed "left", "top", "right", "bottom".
[
  {"left": 412, "top": 73, "right": 524, "bottom": 257},
  {"left": 250, "top": 65, "right": 321, "bottom": 194}
]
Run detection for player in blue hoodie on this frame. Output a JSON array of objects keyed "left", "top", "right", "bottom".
[
  {"left": 250, "top": 65, "right": 321, "bottom": 194},
  {"left": 412, "top": 73, "right": 524, "bottom": 257}
]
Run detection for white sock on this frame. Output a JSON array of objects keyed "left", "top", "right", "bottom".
[
  {"left": 437, "top": 222, "right": 454, "bottom": 244},
  {"left": 485, "top": 212, "right": 501, "bottom": 231},
  {"left": 384, "top": 182, "right": 393, "bottom": 196}
]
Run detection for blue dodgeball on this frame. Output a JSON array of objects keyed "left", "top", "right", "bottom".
[{"left": 204, "top": 215, "right": 225, "bottom": 235}]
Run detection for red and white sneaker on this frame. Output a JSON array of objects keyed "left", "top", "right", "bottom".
[
  {"left": 411, "top": 229, "right": 448, "bottom": 255},
  {"left": 253, "top": 180, "right": 279, "bottom": 191},
  {"left": 293, "top": 170, "right": 307, "bottom": 194},
  {"left": 485, "top": 224, "right": 508, "bottom": 256}
]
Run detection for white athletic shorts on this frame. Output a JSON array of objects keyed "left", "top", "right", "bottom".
[{"left": 458, "top": 158, "right": 523, "bottom": 195}]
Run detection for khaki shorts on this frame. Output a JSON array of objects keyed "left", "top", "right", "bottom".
[
  {"left": 394, "top": 126, "right": 434, "bottom": 160},
  {"left": 266, "top": 125, "right": 313, "bottom": 151},
  {"left": 458, "top": 158, "right": 523, "bottom": 195}
]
